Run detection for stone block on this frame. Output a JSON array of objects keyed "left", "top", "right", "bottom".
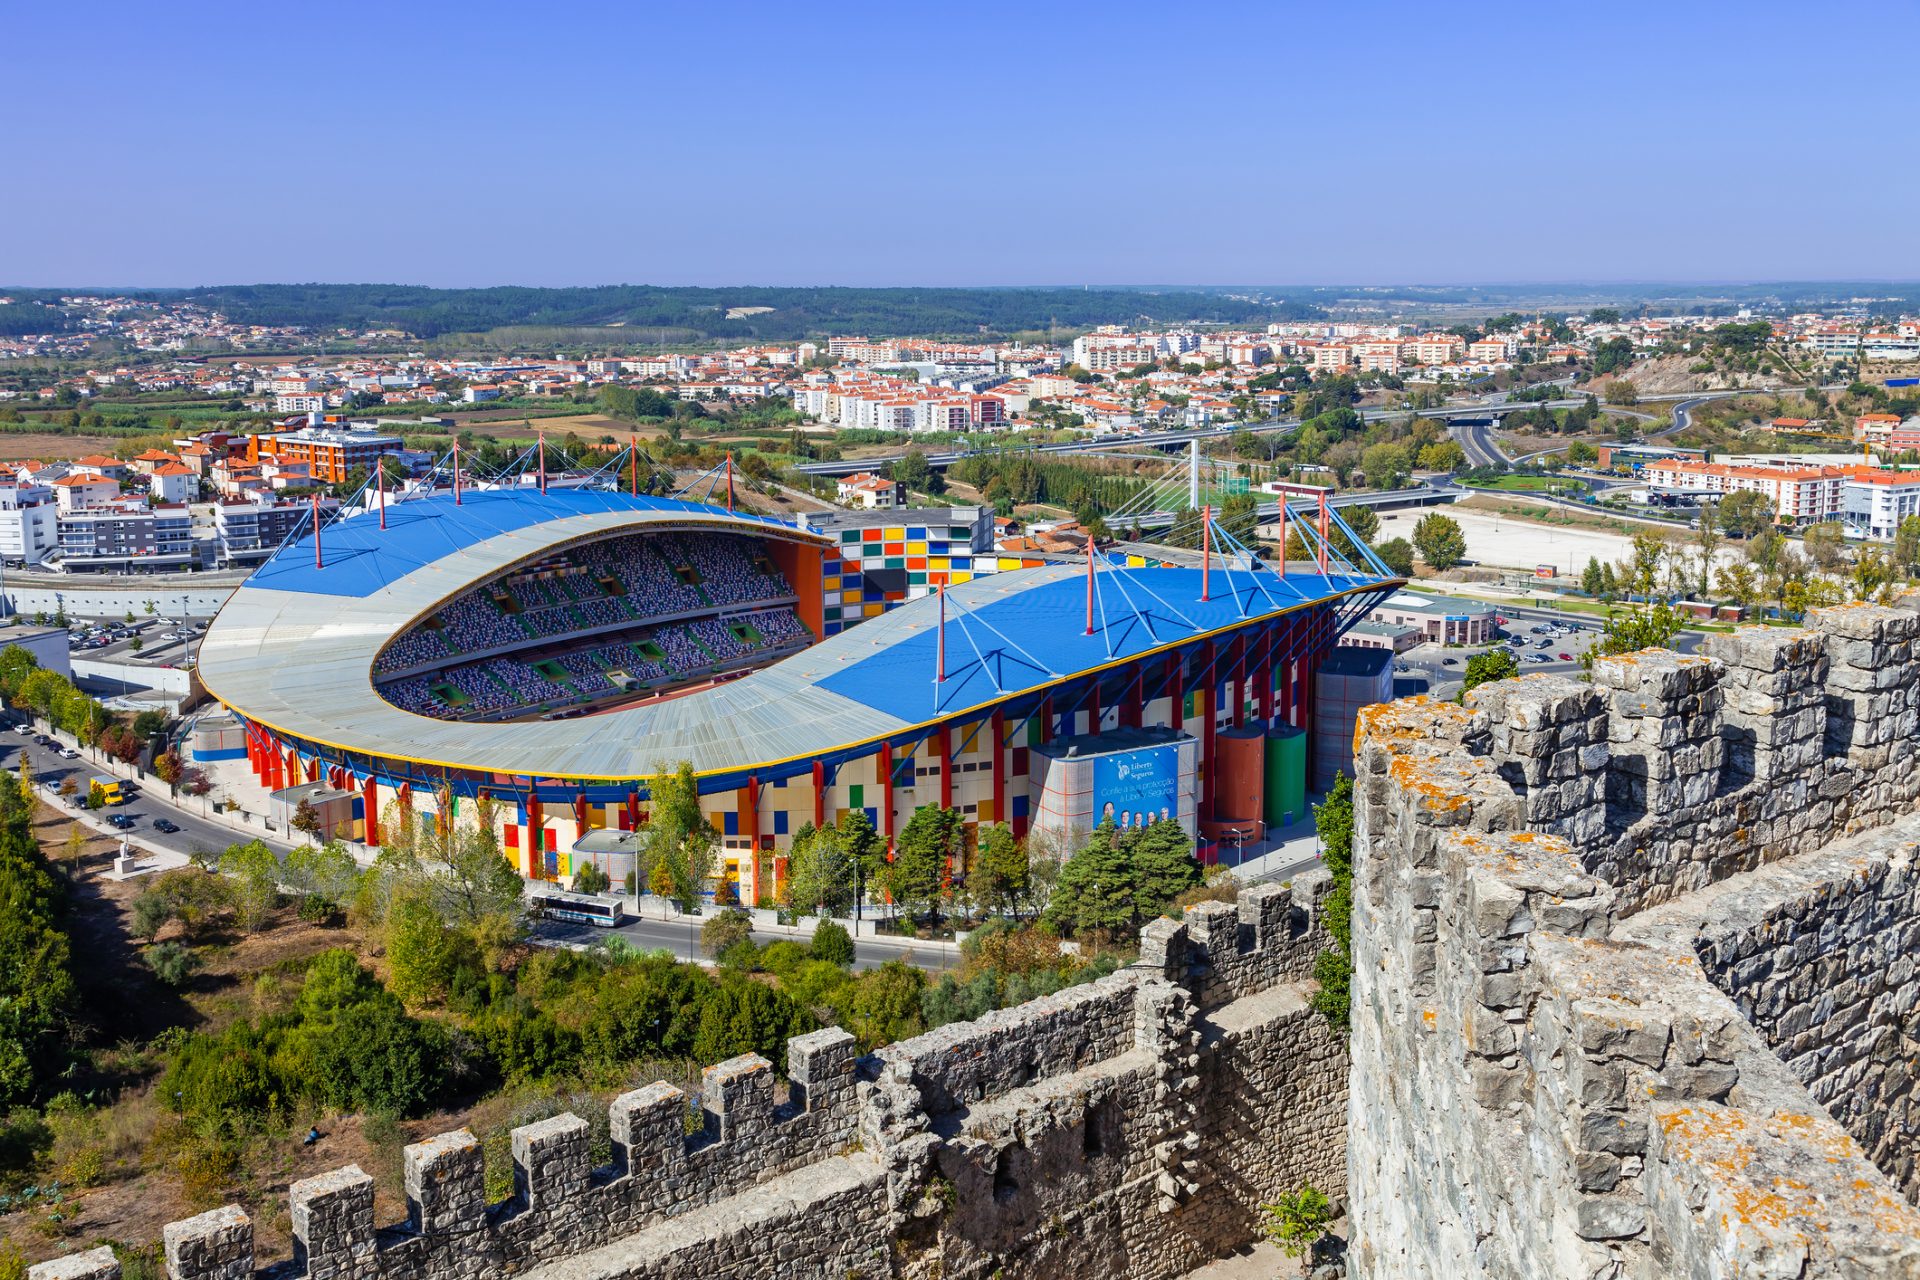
[
  {"left": 162, "top": 1204, "right": 252, "bottom": 1280},
  {"left": 26, "top": 1248, "right": 120, "bottom": 1280},
  {"left": 788, "top": 1026, "right": 858, "bottom": 1114},
  {"left": 610, "top": 1082, "right": 687, "bottom": 1182},
  {"left": 703, "top": 1052, "right": 775, "bottom": 1143},
  {"left": 290, "top": 1163, "right": 376, "bottom": 1279},
  {"left": 512, "top": 1112, "right": 591, "bottom": 1208},
  {"left": 403, "top": 1129, "right": 485, "bottom": 1236}
]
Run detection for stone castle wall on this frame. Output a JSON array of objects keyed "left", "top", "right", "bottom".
[
  {"left": 33, "top": 882, "right": 1345, "bottom": 1280},
  {"left": 1348, "top": 602, "right": 1920, "bottom": 1279}
]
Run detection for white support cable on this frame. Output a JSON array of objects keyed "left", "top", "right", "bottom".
[
  {"left": 1111, "top": 564, "right": 1205, "bottom": 634},
  {"left": 947, "top": 590, "right": 1062, "bottom": 680},
  {"left": 1096, "top": 564, "right": 1170, "bottom": 646},
  {"left": 1090, "top": 557, "right": 1116, "bottom": 659}
]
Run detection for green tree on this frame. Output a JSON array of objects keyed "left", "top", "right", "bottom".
[
  {"left": 1717, "top": 562, "right": 1760, "bottom": 610},
  {"left": 1263, "top": 1185, "right": 1336, "bottom": 1260},
  {"left": 284, "top": 839, "right": 361, "bottom": 913},
  {"left": 383, "top": 888, "right": 479, "bottom": 1006},
  {"left": 701, "top": 907, "right": 755, "bottom": 960},
  {"left": 0, "top": 771, "right": 76, "bottom": 1104},
  {"left": 1462, "top": 648, "right": 1519, "bottom": 692},
  {"left": 1581, "top": 556, "right": 1606, "bottom": 596},
  {"left": 145, "top": 941, "right": 201, "bottom": 988},
  {"left": 972, "top": 822, "right": 1030, "bottom": 919},
  {"left": 222, "top": 838, "right": 283, "bottom": 931},
  {"left": 828, "top": 960, "right": 926, "bottom": 1051},
  {"left": 1717, "top": 489, "right": 1774, "bottom": 539},
  {"left": 1045, "top": 819, "right": 1201, "bottom": 938},
  {"left": 1894, "top": 515, "right": 1920, "bottom": 578},
  {"left": 645, "top": 762, "right": 718, "bottom": 912},
  {"left": 885, "top": 805, "right": 961, "bottom": 928},
  {"left": 1360, "top": 443, "right": 1411, "bottom": 490},
  {"left": 810, "top": 919, "right": 855, "bottom": 967},
  {"left": 1582, "top": 603, "right": 1684, "bottom": 671},
  {"left": 1411, "top": 513, "right": 1467, "bottom": 571},
  {"left": 783, "top": 822, "right": 857, "bottom": 917},
  {"left": 892, "top": 447, "right": 944, "bottom": 497},
  {"left": 1373, "top": 537, "right": 1415, "bottom": 578},
  {"left": 1309, "top": 774, "right": 1355, "bottom": 1028},
  {"left": 1416, "top": 440, "right": 1467, "bottom": 472}
]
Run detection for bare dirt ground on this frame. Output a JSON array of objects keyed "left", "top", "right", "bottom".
[
  {"left": 1616, "top": 353, "right": 1794, "bottom": 396},
  {"left": 0, "top": 432, "right": 122, "bottom": 461}
]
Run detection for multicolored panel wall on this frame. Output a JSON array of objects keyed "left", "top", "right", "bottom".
[{"left": 819, "top": 520, "right": 1044, "bottom": 635}]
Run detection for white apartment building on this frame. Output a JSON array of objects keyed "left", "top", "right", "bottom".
[
  {"left": 0, "top": 488, "right": 58, "bottom": 565},
  {"left": 275, "top": 391, "right": 328, "bottom": 414},
  {"left": 1641, "top": 460, "right": 1847, "bottom": 526},
  {"left": 1841, "top": 469, "right": 1920, "bottom": 541},
  {"left": 51, "top": 474, "right": 120, "bottom": 513}
]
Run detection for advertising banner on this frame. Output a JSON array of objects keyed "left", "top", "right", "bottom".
[{"left": 1093, "top": 744, "right": 1179, "bottom": 832}]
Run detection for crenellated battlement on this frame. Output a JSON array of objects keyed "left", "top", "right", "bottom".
[
  {"left": 1349, "top": 600, "right": 1920, "bottom": 1279},
  {"left": 35, "top": 873, "right": 1341, "bottom": 1280}
]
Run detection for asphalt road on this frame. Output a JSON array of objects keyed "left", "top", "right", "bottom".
[{"left": 529, "top": 910, "right": 963, "bottom": 973}]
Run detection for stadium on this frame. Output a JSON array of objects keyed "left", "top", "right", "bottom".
[{"left": 195, "top": 481, "right": 1399, "bottom": 900}]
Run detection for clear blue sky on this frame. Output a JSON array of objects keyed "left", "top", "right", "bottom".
[{"left": 9, "top": 0, "right": 1915, "bottom": 288}]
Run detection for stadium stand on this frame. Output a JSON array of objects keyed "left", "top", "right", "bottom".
[{"left": 371, "top": 528, "right": 815, "bottom": 720}]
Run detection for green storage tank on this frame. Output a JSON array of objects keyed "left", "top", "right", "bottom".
[{"left": 1265, "top": 726, "right": 1307, "bottom": 829}]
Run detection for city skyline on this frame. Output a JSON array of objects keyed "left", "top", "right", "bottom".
[{"left": 9, "top": 0, "right": 1919, "bottom": 288}]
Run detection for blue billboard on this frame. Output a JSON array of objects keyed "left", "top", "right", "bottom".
[{"left": 1093, "top": 744, "right": 1179, "bottom": 832}]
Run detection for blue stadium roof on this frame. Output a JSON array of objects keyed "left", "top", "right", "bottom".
[
  {"left": 245, "top": 489, "right": 804, "bottom": 599},
  {"left": 202, "top": 488, "right": 1397, "bottom": 785},
  {"left": 819, "top": 565, "right": 1378, "bottom": 723}
]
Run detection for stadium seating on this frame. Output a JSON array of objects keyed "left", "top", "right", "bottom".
[{"left": 375, "top": 529, "right": 816, "bottom": 721}]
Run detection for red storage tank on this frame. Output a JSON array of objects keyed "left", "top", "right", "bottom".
[{"left": 1212, "top": 725, "right": 1267, "bottom": 831}]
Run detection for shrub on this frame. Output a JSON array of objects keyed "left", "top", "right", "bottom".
[
  {"left": 757, "top": 940, "right": 812, "bottom": 977},
  {"left": 571, "top": 862, "right": 610, "bottom": 896},
  {"left": 700, "top": 908, "right": 753, "bottom": 960},
  {"left": 1262, "top": 1184, "right": 1334, "bottom": 1258},
  {"left": 810, "top": 920, "right": 855, "bottom": 968},
  {"left": 145, "top": 942, "right": 201, "bottom": 988},
  {"left": 129, "top": 891, "right": 173, "bottom": 942}
]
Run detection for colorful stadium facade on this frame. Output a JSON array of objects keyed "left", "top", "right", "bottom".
[{"left": 197, "top": 490, "right": 1397, "bottom": 900}]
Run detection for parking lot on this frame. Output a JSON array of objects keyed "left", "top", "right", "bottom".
[
  {"left": 66, "top": 615, "right": 205, "bottom": 670},
  {"left": 1390, "top": 609, "right": 1605, "bottom": 701}
]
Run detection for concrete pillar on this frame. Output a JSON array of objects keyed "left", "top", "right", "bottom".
[
  {"left": 936, "top": 727, "right": 953, "bottom": 810},
  {"left": 1258, "top": 623, "right": 1276, "bottom": 724},
  {"left": 1201, "top": 639, "right": 1218, "bottom": 817},
  {"left": 743, "top": 778, "right": 760, "bottom": 903},
  {"left": 362, "top": 776, "right": 379, "bottom": 847},
  {"left": 526, "top": 794, "right": 544, "bottom": 877},
  {"left": 877, "top": 741, "right": 894, "bottom": 852},
  {"left": 991, "top": 710, "right": 1006, "bottom": 828}
]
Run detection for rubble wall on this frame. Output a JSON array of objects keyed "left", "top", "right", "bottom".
[
  {"left": 33, "top": 882, "right": 1346, "bottom": 1280},
  {"left": 1348, "top": 602, "right": 1920, "bottom": 1280}
]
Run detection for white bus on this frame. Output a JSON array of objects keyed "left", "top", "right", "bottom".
[{"left": 529, "top": 889, "right": 625, "bottom": 928}]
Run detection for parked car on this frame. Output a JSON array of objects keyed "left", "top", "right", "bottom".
[
  {"left": 59, "top": 748, "right": 78, "bottom": 759},
  {"left": 1558, "top": 652, "right": 1574, "bottom": 661}
]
